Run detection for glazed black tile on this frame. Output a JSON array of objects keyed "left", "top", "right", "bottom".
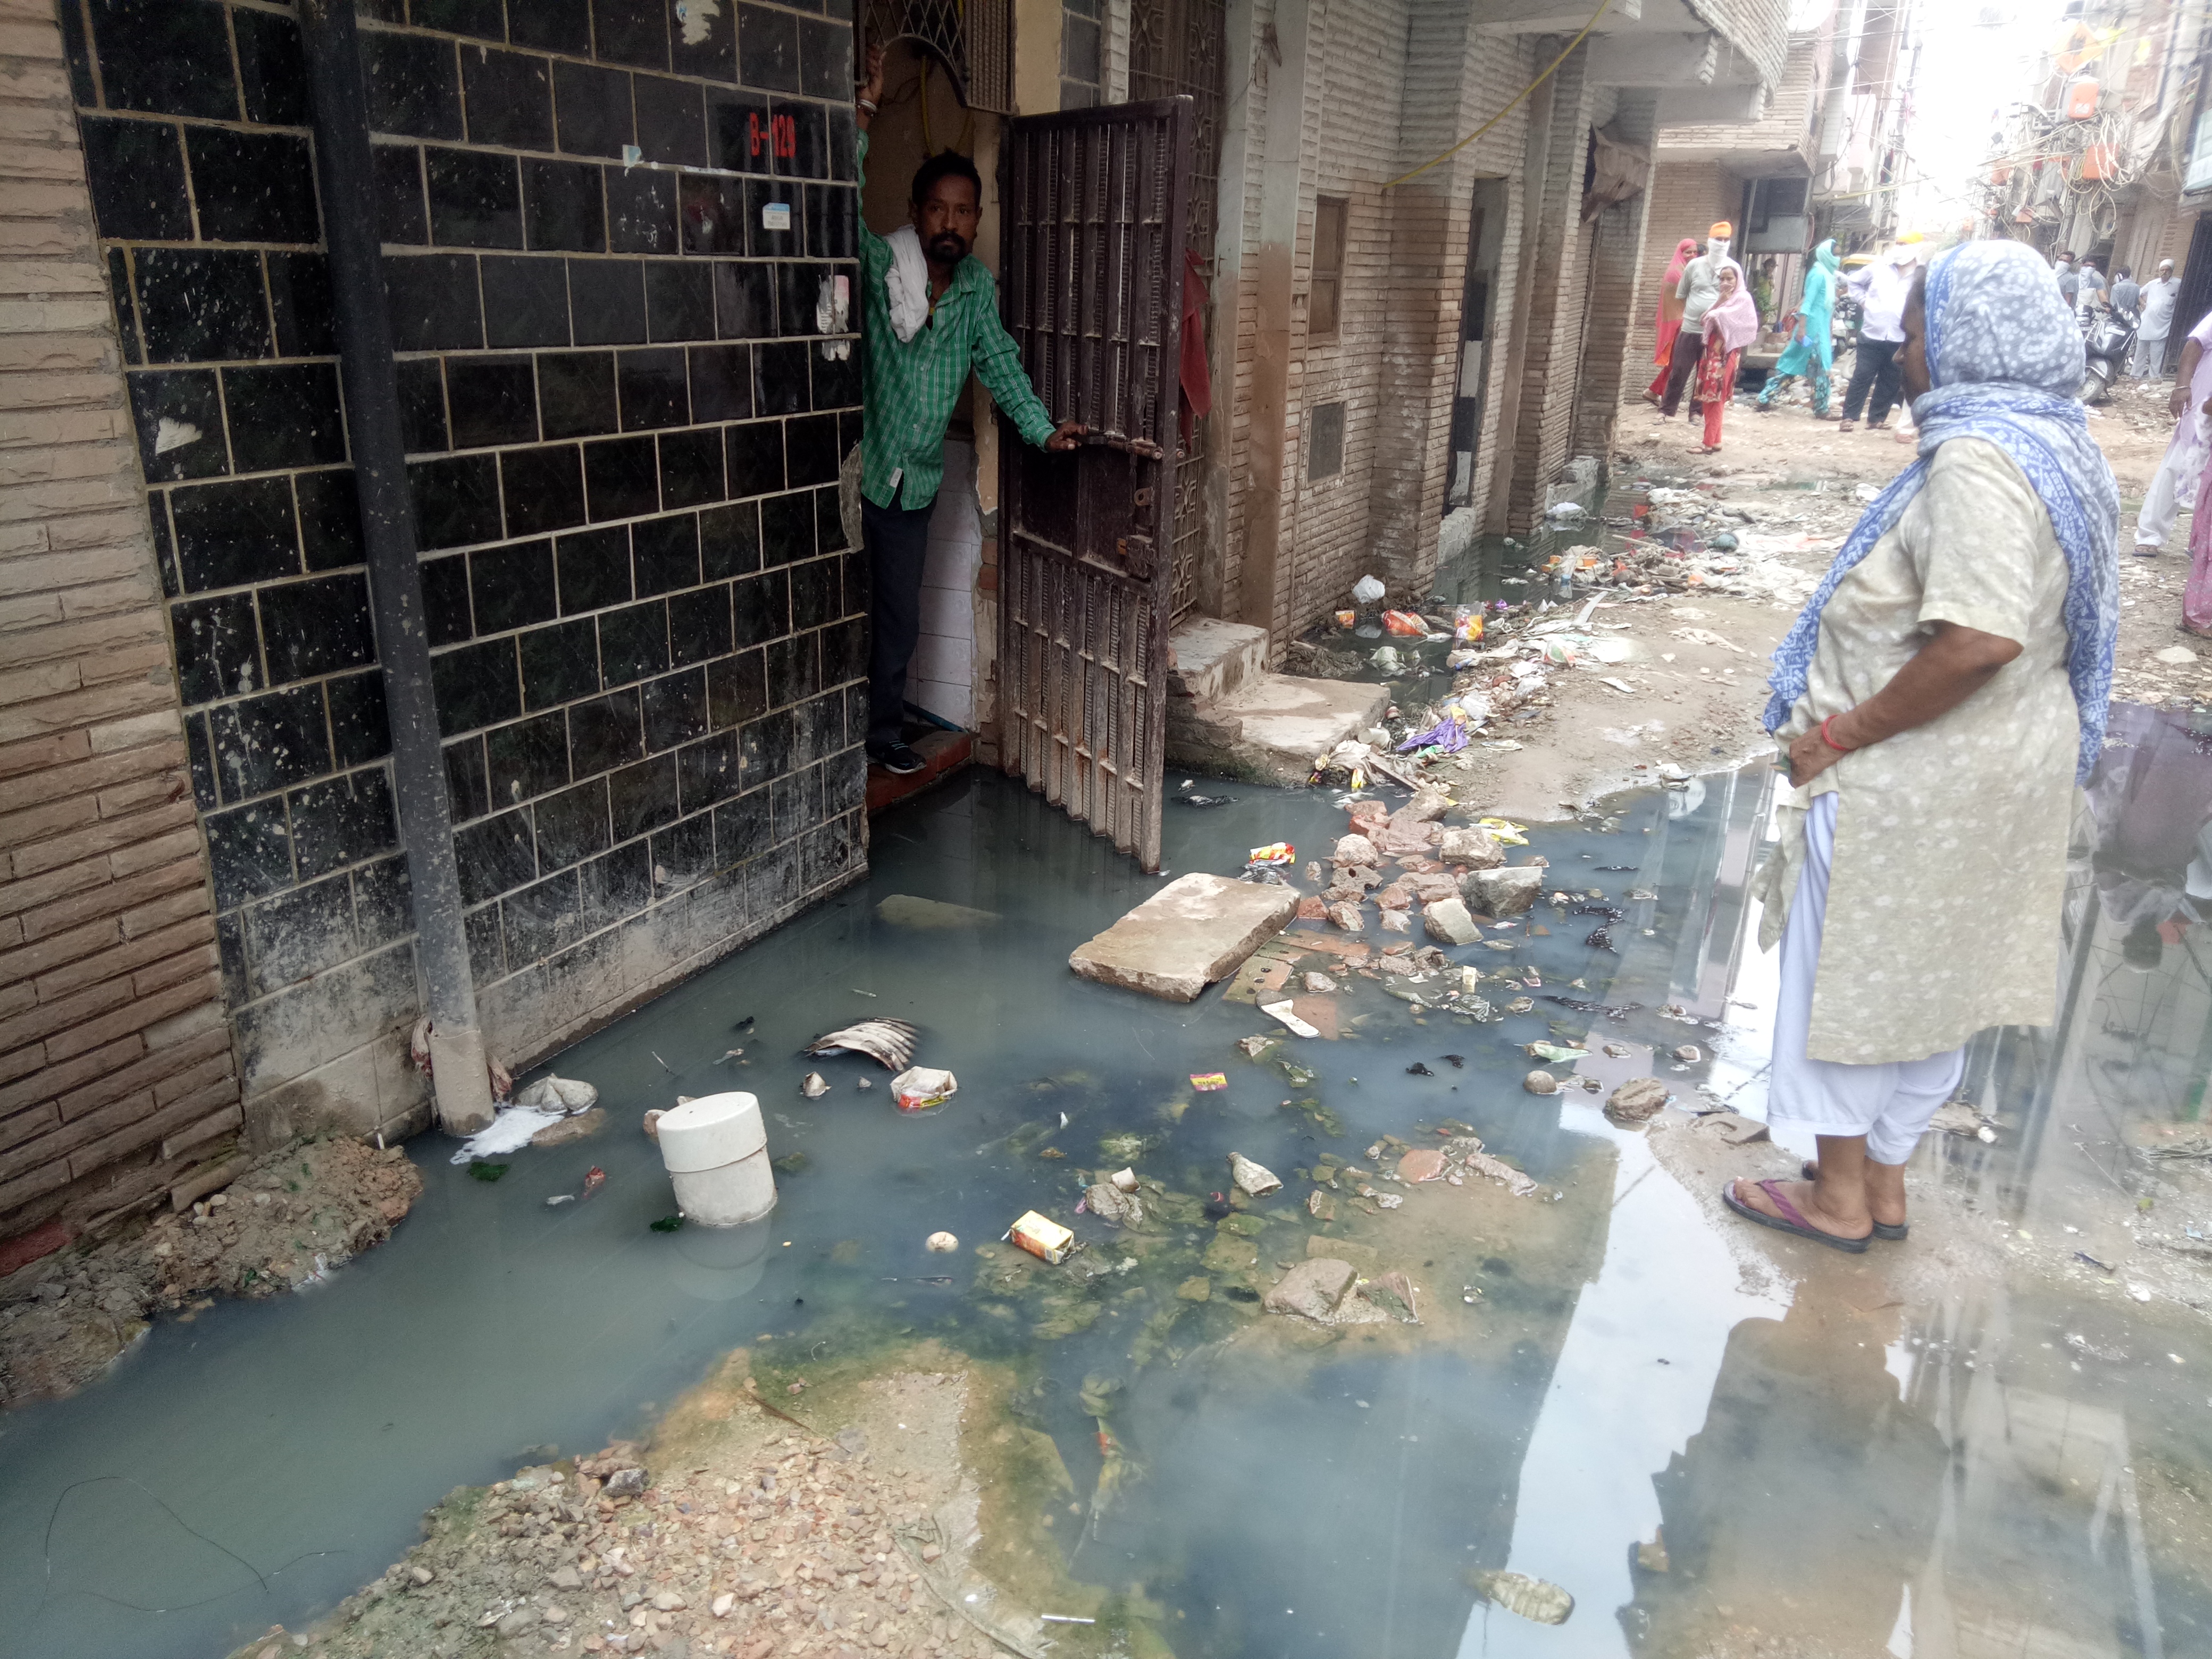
[
  {"left": 463, "top": 47, "right": 554, "bottom": 151},
  {"left": 793, "top": 689, "right": 844, "bottom": 766},
  {"left": 707, "top": 647, "right": 765, "bottom": 728},
  {"left": 466, "top": 539, "right": 557, "bottom": 637},
  {"left": 354, "top": 852, "right": 412, "bottom": 951},
  {"left": 787, "top": 552, "right": 838, "bottom": 633},
  {"left": 768, "top": 98, "right": 826, "bottom": 181},
  {"left": 743, "top": 178, "right": 797, "bottom": 258},
  {"left": 597, "top": 597, "right": 669, "bottom": 685},
  {"left": 149, "top": 493, "right": 178, "bottom": 596},
  {"left": 671, "top": 0, "right": 736, "bottom": 79},
  {"left": 128, "top": 370, "right": 225, "bottom": 484},
  {"left": 79, "top": 119, "right": 190, "bottom": 241},
  {"left": 364, "top": 29, "right": 462, "bottom": 139},
  {"left": 843, "top": 679, "right": 866, "bottom": 742},
  {"left": 677, "top": 174, "right": 743, "bottom": 253},
  {"left": 812, "top": 483, "right": 846, "bottom": 554},
  {"left": 204, "top": 801, "right": 294, "bottom": 910},
  {"left": 819, "top": 615, "right": 864, "bottom": 684},
  {"left": 607, "top": 753, "right": 678, "bottom": 840},
  {"left": 567, "top": 686, "right": 642, "bottom": 773},
  {"left": 358, "top": 0, "right": 403, "bottom": 21},
  {"left": 724, "top": 419, "right": 782, "bottom": 496},
  {"left": 426, "top": 148, "right": 523, "bottom": 249},
  {"left": 497, "top": 874, "right": 579, "bottom": 979},
  {"left": 583, "top": 434, "right": 660, "bottom": 520},
  {"left": 731, "top": 566, "right": 787, "bottom": 648},
  {"left": 605, "top": 168, "right": 678, "bottom": 255},
  {"left": 443, "top": 735, "right": 489, "bottom": 819},
  {"left": 396, "top": 357, "right": 449, "bottom": 453},
  {"left": 736, "top": 5, "right": 801, "bottom": 93},
  {"left": 260, "top": 572, "right": 374, "bottom": 684},
  {"left": 644, "top": 261, "right": 713, "bottom": 342},
  {"left": 328, "top": 671, "right": 391, "bottom": 767},
  {"left": 593, "top": 0, "right": 669, "bottom": 70},
  {"left": 838, "top": 407, "right": 860, "bottom": 453},
  {"left": 487, "top": 709, "right": 570, "bottom": 802},
  {"left": 480, "top": 256, "right": 572, "bottom": 347},
  {"left": 224, "top": 363, "right": 347, "bottom": 472},
  {"left": 171, "top": 592, "right": 258, "bottom": 707},
  {"left": 533, "top": 776, "right": 611, "bottom": 873},
  {"left": 651, "top": 811, "right": 715, "bottom": 885},
  {"left": 296, "top": 470, "right": 364, "bottom": 572},
  {"left": 134, "top": 248, "right": 270, "bottom": 363},
  {"left": 211, "top": 683, "right": 331, "bottom": 798},
  {"left": 642, "top": 667, "right": 708, "bottom": 751},
  {"left": 431, "top": 636, "right": 521, "bottom": 734},
  {"left": 617, "top": 347, "right": 688, "bottom": 429},
  {"left": 538, "top": 350, "right": 619, "bottom": 439},
  {"left": 409, "top": 454, "right": 504, "bottom": 548},
  {"left": 233, "top": 6, "right": 308, "bottom": 125},
  {"left": 670, "top": 583, "right": 732, "bottom": 667},
  {"left": 805, "top": 183, "right": 857, "bottom": 260},
  {"left": 811, "top": 346, "right": 859, "bottom": 410},
  {"left": 784, "top": 412, "right": 837, "bottom": 485},
  {"left": 700, "top": 499, "right": 759, "bottom": 578},
  {"left": 633, "top": 75, "right": 705, "bottom": 166},
  {"left": 658, "top": 428, "right": 724, "bottom": 508},
  {"left": 741, "top": 840, "right": 801, "bottom": 925},
  {"left": 421, "top": 552, "right": 473, "bottom": 645},
  {"left": 688, "top": 343, "right": 751, "bottom": 423},
  {"left": 57, "top": 0, "right": 94, "bottom": 105},
  {"left": 554, "top": 61, "right": 633, "bottom": 158},
  {"left": 88, "top": 0, "right": 237, "bottom": 120},
  {"left": 753, "top": 340, "right": 808, "bottom": 415},
  {"left": 758, "top": 488, "right": 815, "bottom": 565},
  {"left": 826, "top": 104, "right": 856, "bottom": 183},
  {"left": 746, "top": 702, "right": 795, "bottom": 780},
  {"left": 509, "top": 0, "right": 591, "bottom": 54},
  {"left": 522, "top": 158, "right": 606, "bottom": 253},
  {"left": 822, "top": 747, "right": 865, "bottom": 815},
  {"left": 706, "top": 88, "right": 773, "bottom": 173},
  {"left": 502, "top": 446, "right": 588, "bottom": 537},
  {"left": 764, "top": 631, "right": 818, "bottom": 708},
  {"left": 803, "top": 810, "right": 859, "bottom": 891},
  {"left": 465, "top": 902, "right": 504, "bottom": 981},
  {"left": 712, "top": 258, "right": 775, "bottom": 338},
  {"left": 266, "top": 254, "right": 337, "bottom": 356},
  {"left": 374, "top": 144, "right": 430, "bottom": 244},
  {"left": 213, "top": 908, "right": 250, "bottom": 1006},
  {"left": 447, "top": 356, "right": 539, "bottom": 448},
  {"left": 795, "top": 17, "right": 850, "bottom": 100},
  {"left": 839, "top": 547, "right": 864, "bottom": 618},
  {"left": 187, "top": 127, "right": 319, "bottom": 244},
  {"left": 383, "top": 254, "right": 484, "bottom": 351},
  {"left": 713, "top": 787, "right": 770, "bottom": 865},
  {"left": 631, "top": 511, "right": 699, "bottom": 595},
  {"left": 579, "top": 840, "right": 651, "bottom": 929},
  {"left": 675, "top": 731, "right": 738, "bottom": 810},
  {"left": 555, "top": 524, "right": 631, "bottom": 612},
  {"left": 106, "top": 250, "right": 141, "bottom": 367},
  {"left": 519, "top": 616, "right": 600, "bottom": 708},
  {"left": 454, "top": 808, "right": 536, "bottom": 904},
  {"left": 171, "top": 476, "right": 298, "bottom": 591},
  {"left": 412, "top": 0, "right": 505, "bottom": 40},
  {"left": 289, "top": 768, "right": 398, "bottom": 881},
  {"left": 569, "top": 258, "right": 647, "bottom": 344},
  {"left": 773, "top": 262, "right": 818, "bottom": 338}
]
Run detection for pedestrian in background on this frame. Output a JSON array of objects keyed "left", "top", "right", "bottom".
[
  {"left": 1757, "top": 239, "right": 1841, "bottom": 419},
  {"left": 2109, "top": 266, "right": 2139, "bottom": 317},
  {"left": 1645, "top": 237, "right": 1699, "bottom": 403},
  {"left": 2054, "top": 249, "right": 2079, "bottom": 310},
  {"left": 1753, "top": 256, "right": 1778, "bottom": 323},
  {"left": 1732, "top": 239, "right": 2118, "bottom": 1251},
  {"left": 1694, "top": 264, "right": 1759, "bottom": 453},
  {"left": 2133, "top": 258, "right": 2180, "bottom": 378},
  {"left": 1839, "top": 237, "right": 1921, "bottom": 432},
  {"left": 1657, "top": 222, "right": 1733, "bottom": 418},
  {"left": 2133, "top": 308, "right": 2212, "bottom": 556}
]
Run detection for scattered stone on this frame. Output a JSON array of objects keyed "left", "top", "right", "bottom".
[
  {"left": 547, "top": 1565, "right": 581, "bottom": 1590},
  {"left": 1700, "top": 1111, "right": 1769, "bottom": 1146},
  {"left": 1263, "top": 1257, "right": 1358, "bottom": 1320},
  {"left": 1176, "top": 1276, "right": 1212, "bottom": 1302},
  {"left": 602, "top": 1467, "right": 648, "bottom": 1498},
  {"left": 1307, "top": 1189, "right": 1337, "bottom": 1221},
  {"left": 802, "top": 1072, "right": 830, "bottom": 1097},
  {"left": 1229, "top": 1153, "right": 1283, "bottom": 1196},
  {"left": 1438, "top": 826, "right": 1505, "bottom": 868},
  {"left": 651, "top": 1590, "right": 686, "bottom": 1612},
  {"left": 1523, "top": 1070, "right": 1559, "bottom": 1096},
  {"left": 1327, "top": 901, "right": 1367, "bottom": 933},
  {"left": 1303, "top": 970, "right": 1338, "bottom": 993},
  {"left": 1084, "top": 1182, "right": 1144, "bottom": 1227},
  {"left": 1332, "top": 833, "right": 1379, "bottom": 866},
  {"left": 1378, "top": 909, "right": 1413, "bottom": 934},
  {"left": 1296, "top": 894, "right": 1328, "bottom": 920},
  {"left": 1423, "top": 898, "right": 1482, "bottom": 945},
  {"left": 1672, "top": 1044, "right": 1703, "bottom": 1063},
  {"left": 642, "top": 1109, "right": 665, "bottom": 1141},
  {"left": 1069, "top": 873, "right": 1300, "bottom": 1002},
  {"left": 1466, "top": 1150, "right": 1538, "bottom": 1197},
  {"left": 2154, "top": 644, "right": 2198, "bottom": 665},
  {"left": 1604, "top": 1078, "right": 1670, "bottom": 1126},
  {"left": 1398, "top": 1149, "right": 1446, "bottom": 1182},
  {"left": 495, "top": 1605, "right": 542, "bottom": 1637},
  {"left": 1470, "top": 866, "right": 1546, "bottom": 917}
]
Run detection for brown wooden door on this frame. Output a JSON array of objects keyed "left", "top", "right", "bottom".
[{"left": 995, "top": 98, "right": 1192, "bottom": 872}]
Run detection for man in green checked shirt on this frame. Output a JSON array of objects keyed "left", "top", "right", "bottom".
[{"left": 854, "top": 44, "right": 1085, "bottom": 775}]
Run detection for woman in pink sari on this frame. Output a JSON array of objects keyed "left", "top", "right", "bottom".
[
  {"left": 1646, "top": 237, "right": 1699, "bottom": 402},
  {"left": 2185, "top": 405, "right": 2212, "bottom": 634},
  {"left": 1695, "top": 262, "right": 1762, "bottom": 453}
]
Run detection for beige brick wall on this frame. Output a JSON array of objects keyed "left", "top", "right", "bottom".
[{"left": 0, "top": 0, "right": 241, "bottom": 1238}]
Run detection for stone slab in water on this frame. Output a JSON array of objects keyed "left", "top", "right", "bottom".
[{"left": 1069, "top": 873, "right": 1299, "bottom": 1002}]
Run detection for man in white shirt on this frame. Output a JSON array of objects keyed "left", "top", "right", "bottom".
[
  {"left": 1656, "top": 220, "right": 1735, "bottom": 417},
  {"left": 2075, "top": 257, "right": 2106, "bottom": 321},
  {"left": 2133, "top": 258, "right": 2181, "bottom": 378},
  {"left": 2134, "top": 308, "right": 2212, "bottom": 554},
  {"left": 2054, "top": 252, "right": 2079, "bottom": 308},
  {"left": 1838, "top": 237, "right": 1922, "bottom": 432}
]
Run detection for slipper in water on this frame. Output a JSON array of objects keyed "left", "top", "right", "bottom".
[
  {"left": 1799, "top": 1162, "right": 1907, "bottom": 1239},
  {"left": 1721, "top": 1178, "right": 1870, "bottom": 1253}
]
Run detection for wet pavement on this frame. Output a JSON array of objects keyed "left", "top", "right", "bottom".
[{"left": 2, "top": 731, "right": 2209, "bottom": 1659}]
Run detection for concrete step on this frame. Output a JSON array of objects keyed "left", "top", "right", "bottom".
[
  {"left": 1167, "top": 616, "right": 1269, "bottom": 703},
  {"left": 1167, "top": 667, "right": 1388, "bottom": 786}
]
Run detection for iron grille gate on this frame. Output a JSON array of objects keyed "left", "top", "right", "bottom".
[{"left": 997, "top": 99, "right": 1193, "bottom": 872}]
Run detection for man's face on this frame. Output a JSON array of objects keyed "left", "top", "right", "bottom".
[{"left": 911, "top": 175, "right": 979, "bottom": 267}]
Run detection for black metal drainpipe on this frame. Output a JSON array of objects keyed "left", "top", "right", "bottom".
[{"left": 299, "top": 0, "right": 494, "bottom": 1134}]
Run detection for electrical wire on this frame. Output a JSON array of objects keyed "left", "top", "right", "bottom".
[{"left": 1382, "top": 0, "right": 1615, "bottom": 191}]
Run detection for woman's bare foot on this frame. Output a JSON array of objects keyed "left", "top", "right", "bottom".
[
  {"left": 1800, "top": 1159, "right": 1908, "bottom": 1229},
  {"left": 1729, "top": 1176, "right": 1872, "bottom": 1241}
]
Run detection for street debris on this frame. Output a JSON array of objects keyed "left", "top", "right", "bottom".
[
  {"left": 1524, "top": 1070, "right": 1559, "bottom": 1095},
  {"left": 1467, "top": 1569, "right": 1574, "bottom": 1625},
  {"left": 544, "top": 1166, "right": 607, "bottom": 1207},
  {"left": 889, "top": 1067, "right": 958, "bottom": 1111},
  {"left": 1604, "top": 1078, "right": 1670, "bottom": 1126},
  {"left": 1009, "top": 1211, "right": 1074, "bottom": 1264},
  {"left": 924, "top": 1230, "right": 959, "bottom": 1252},
  {"left": 1260, "top": 1000, "right": 1322, "bottom": 1038},
  {"left": 513, "top": 1074, "right": 599, "bottom": 1112},
  {"left": 1191, "top": 1071, "right": 1228, "bottom": 1091},
  {"left": 801, "top": 1072, "right": 831, "bottom": 1099},
  {"left": 805, "top": 1018, "right": 920, "bottom": 1069},
  {"left": 1230, "top": 1153, "right": 1284, "bottom": 1196}
]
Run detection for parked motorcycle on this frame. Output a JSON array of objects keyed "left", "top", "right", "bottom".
[{"left": 2080, "top": 305, "right": 2139, "bottom": 405}]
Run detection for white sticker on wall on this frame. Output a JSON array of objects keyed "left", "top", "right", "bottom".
[
  {"left": 761, "top": 202, "right": 792, "bottom": 231},
  {"left": 676, "top": 0, "right": 720, "bottom": 48}
]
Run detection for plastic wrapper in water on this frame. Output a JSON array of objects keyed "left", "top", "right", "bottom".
[{"left": 890, "top": 1066, "right": 958, "bottom": 1111}]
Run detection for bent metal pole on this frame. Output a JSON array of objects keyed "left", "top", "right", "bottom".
[{"left": 297, "top": 0, "right": 495, "bottom": 1134}]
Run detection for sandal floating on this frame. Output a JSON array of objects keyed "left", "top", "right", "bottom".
[{"left": 1721, "top": 1178, "right": 1870, "bottom": 1253}]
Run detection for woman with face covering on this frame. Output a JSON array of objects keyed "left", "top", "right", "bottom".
[
  {"left": 1729, "top": 240, "right": 2118, "bottom": 1251},
  {"left": 1757, "top": 240, "right": 1840, "bottom": 417},
  {"left": 1694, "top": 263, "right": 1761, "bottom": 452},
  {"left": 1646, "top": 237, "right": 1699, "bottom": 403}
]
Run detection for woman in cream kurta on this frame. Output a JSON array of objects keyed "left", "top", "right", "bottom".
[{"left": 1730, "top": 240, "right": 2119, "bottom": 1252}]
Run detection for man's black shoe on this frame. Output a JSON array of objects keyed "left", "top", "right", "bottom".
[{"left": 874, "top": 742, "right": 927, "bottom": 776}]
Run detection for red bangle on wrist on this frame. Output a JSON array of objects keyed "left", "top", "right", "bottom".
[{"left": 1820, "top": 714, "right": 1855, "bottom": 753}]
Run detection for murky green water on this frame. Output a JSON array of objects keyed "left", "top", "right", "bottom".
[{"left": 3, "top": 734, "right": 2209, "bottom": 1657}]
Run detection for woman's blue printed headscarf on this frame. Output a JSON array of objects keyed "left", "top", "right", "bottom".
[{"left": 1763, "top": 238, "right": 2118, "bottom": 781}]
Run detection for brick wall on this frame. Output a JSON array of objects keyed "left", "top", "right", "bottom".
[
  {"left": 1686, "top": 0, "right": 1791, "bottom": 91},
  {"left": 1573, "top": 90, "right": 1657, "bottom": 462},
  {"left": 1627, "top": 159, "right": 1739, "bottom": 381},
  {"left": 1, "top": 0, "right": 242, "bottom": 1238}
]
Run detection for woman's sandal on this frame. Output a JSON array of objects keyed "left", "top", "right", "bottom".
[
  {"left": 1800, "top": 1161, "right": 1908, "bottom": 1239},
  {"left": 1721, "top": 1178, "right": 1871, "bottom": 1252}
]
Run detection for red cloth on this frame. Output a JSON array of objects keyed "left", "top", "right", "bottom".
[
  {"left": 1698, "top": 345, "right": 1741, "bottom": 449},
  {"left": 1653, "top": 237, "right": 1697, "bottom": 365},
  {"left": 1179, "top": 250, "right": 1212, "bottom": 422}
]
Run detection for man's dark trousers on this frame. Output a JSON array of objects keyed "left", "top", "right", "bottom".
[
  {"left": 1657, "top": 326, "right": 1704, "bottom": 415},
  {"left": 864, "top": 494, "right": 935, "bottom": 755},
  {"left": 1842, "top": 338, "right": 1904, "bottom": 425}
]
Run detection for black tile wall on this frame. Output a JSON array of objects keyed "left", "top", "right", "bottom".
[{"left": 75, "top": 0, "right": 867, "bottom": 1015}]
